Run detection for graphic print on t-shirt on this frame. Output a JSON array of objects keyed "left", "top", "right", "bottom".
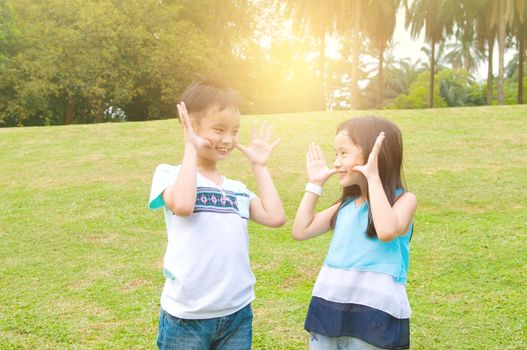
[{"left": 192, "top": 186, "right": 250, "bottom": 219}]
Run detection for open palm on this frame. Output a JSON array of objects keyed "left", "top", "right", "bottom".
[
  {"left": 237, "top": 121, "right": 280, "bottom": 166},
  {"left": 353, "top": 132, "right": 385, "bottom": 179},
  {"left": 306, "top": 143, "right": 336, "bottom": 185},
  {"left": 177, "top": 102, "right": 211, "bottom": 150}
]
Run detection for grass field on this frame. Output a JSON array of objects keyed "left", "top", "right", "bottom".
[{"left": 1, "top": 106, "right": 526, "bottom": 349}]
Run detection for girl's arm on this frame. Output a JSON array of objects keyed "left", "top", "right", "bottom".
[
  {"left": 163, "top": 103, "right": 211, "bottom": 217},
  {"left": 292, "top": 144, "right": 338, "bottom": 240},
  {"left": 354, "top": 132, "right": 417, "bottom": 241},
  {"left": 238, "top": 122, "right": 286, "bottom": 228},
  {"left": 368, "top": 178, "right": 416, "bottom": 241}
]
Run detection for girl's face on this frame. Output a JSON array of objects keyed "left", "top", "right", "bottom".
[
  {"left": 333, "top": 130, "right": 364, "bottom": 186},
  {"left": 192, "top": 106, "right": 240, "bottom": 162}
]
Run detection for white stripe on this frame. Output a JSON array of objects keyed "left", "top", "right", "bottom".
[{"left": 312, "top": 265, "right": 411, "bottom": 319}]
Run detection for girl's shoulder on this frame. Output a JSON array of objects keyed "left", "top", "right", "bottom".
[{"left": 395, "top": 188, "right": 416, "bottom": 201}]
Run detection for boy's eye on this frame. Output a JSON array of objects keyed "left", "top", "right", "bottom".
[{"left": 213, "top": 128, "right": 223, "bottom": 133}]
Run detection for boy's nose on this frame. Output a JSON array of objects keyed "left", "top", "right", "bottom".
[{"left": 221, "top": 135, "right": 233, "bottom": 145}]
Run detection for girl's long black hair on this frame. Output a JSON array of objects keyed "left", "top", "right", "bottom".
[{"left": 330, "top": 116, "right": 406, "bottom": 238}]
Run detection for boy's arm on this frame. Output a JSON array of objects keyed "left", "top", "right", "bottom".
[
  {"left": 237, "top": 122, "right": 286, "bottom": 227},
  {"left": 247, "top": 164, "right": 286, "bottom": 227},
  {"left": 292, "top": 144, "right": 338, "bottom": 240},
  {"left": 162, "top": 146, "right": 197, "bottom": 216},
  {"left": 163, "top": 103, "right": 211, "bottom": 216},
  {"left": 354, "top": 132, "right": 417, "bottom": 241}
]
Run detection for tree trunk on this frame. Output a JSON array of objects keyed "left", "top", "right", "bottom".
[
  {"left": 429, "top": 40, "right": 436, "bottom": 108},
  {"left": 498, "top": 0, "right": 505, "bottom": 105},
  {"left": 64, "top": 94, "right": 76, "bottom": 125},
  {"left": 518, "top": 37, "right": 525, "bottom": 104},
  {"left": 377, "top": 48, "right": 384, "bottom": 109},
  {"left": 94, "top": 102, "right": 105, "bottom": 123},
  {"left": 319, "top": 32, "right": 326, "bottom": 111},
  {"left": 487, "top": 39, "right": 494, "bottom": 105},
  {"left": 350, "top": 1, "right": 362, "bottom": 109}
]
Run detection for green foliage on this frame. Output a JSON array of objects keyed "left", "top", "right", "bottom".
[
  {"left": 387, "top": 69, "right": 489, "bottom": 109},
  {"left": 0, "top": 0, "right": 251, "bottom": 127},
  {"left": 387, "top": 70, "right": 447, "bottom": 109}
]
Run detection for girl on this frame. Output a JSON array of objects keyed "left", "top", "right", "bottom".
[{"left": 292, "top": 116, "right": 417, "bottom": 350}]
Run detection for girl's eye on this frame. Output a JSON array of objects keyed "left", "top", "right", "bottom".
[{"left": 214, "top": 128, "right": 223, "bottom": 133}]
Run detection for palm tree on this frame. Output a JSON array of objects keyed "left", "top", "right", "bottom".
[
  {"left": 338, "top": 0, "right": 369, "bottom": 109},
  {"left": 487, "top": 0, "right": 525, "bottom": 104},
  {"left": 420, "top": 42, "right": 448, "bottom": 71},
  {"left": 473, "top": 0, "right": 498, "bottom": 105},
  {"left": 362, "top": 0, "right": 401, "bottom": 108},
  {"left": 283, "top": 0, "right": 341, "bottom": 110},
  {"left": 444, "top": 29, "right": 486, "bottom": 76},
  {"left": 387, "top": 58, "right": 424, "bottom": 97},
  {"left": 404, "top": 0, "right": 459, "bottom": 108},
  {"left": 511, "top": 1, "right": 526, "bottom": 103}
]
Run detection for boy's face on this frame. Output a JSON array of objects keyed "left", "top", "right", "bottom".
[
  {"left": 192, "top": 106, "right": 240, "bottom": 162},
  {"left": 333, "top": 130, "right": 365, "bottom": 187}
]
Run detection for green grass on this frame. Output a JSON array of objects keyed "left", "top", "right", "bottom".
[{"left": 1, "top": 105, "right": 526, "bottom": 349}]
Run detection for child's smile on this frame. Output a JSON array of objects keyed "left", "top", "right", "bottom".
[
  {"left": 333, "top": 131, "right": 364, "bottom": 186},
  {"left": 193, "top": 107, "right": 240, "bottom": 161}
]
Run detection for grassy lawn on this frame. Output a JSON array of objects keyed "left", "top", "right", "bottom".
[{"left": 1, "top": 105, "right": 526, "bottom": 349}]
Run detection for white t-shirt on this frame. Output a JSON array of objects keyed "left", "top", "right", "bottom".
[{"left": 148, "top": 164, "right": 257, "bottom": 319}]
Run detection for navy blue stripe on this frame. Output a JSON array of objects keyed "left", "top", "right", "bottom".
[{"left": 305, "top": 296, "right": 409, "bottom": 349}]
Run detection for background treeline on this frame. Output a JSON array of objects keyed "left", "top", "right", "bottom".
[{"left": 0, "top": 0, "right": 525, "bottom": 127}]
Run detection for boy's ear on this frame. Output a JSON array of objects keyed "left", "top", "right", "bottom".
[{"left": 188, "top": 113, "right": 199, "bottom": 129}]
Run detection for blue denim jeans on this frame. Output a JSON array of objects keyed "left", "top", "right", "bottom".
[{"left": 157, "top": 304, "right": 253, "bottom": 350}]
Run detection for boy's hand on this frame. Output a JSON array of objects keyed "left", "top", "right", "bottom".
[
  {"left": 237, "top": 121, "right": 280, "bottom": 166},
  {"left": 306, "top": 143, "right": 337, "bottom": 186},
  {"left": 177, "top": 102, "right": 211, "bottom": 150},
  {"left": 353, "top": 132, "right": 384, "bottom": 180}
]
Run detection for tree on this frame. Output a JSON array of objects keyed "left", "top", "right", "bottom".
[
  {"left": 384, "top": 58, "right": 424, "bottom": 99},
  {"left": 511, "top": 1, "right": 526, "bottom": 103},
  {"left": 472, "top": 0, "right": 498, "bottom": 105},
  {"left": 362, "top": 0, "right": 401, "bottom": 108},
  {"left": 405, "top": 0, "right": 459, "bottom": 108},
  {"left": 283, "top": 0, "right": 342, "bottom": 110},
  {"left": 487, "top": 0, "right": 525, "bottom": 104},
  {"left": 444, "top": 29, "right": 485, "bottom": 75},
  {"left": 386, "top": 70, "right": 448, "bottom": 109}
]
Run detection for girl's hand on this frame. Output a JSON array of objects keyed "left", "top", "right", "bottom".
[
  {"left": 306, "top": 143, "right": 337, "bottom": 186},
  {"left": 237, "top": 121, "right": 281, "bottom": 166},
  {"left": 177, "top": 102, "right": 211, "bottom": 150},
  {"left": 353, "top": 132, "right": 385, "bottom": 180}
]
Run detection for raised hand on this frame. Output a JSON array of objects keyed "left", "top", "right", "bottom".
[
  {"left": 353, "top": 132, "right": 385, "bottom": 180},
  {"left": 177, "top": 102, "right": 211, "bottom": 150},
  {"left": 306, "top": 143, "right": 337, "bottom": 186},
  {"left": 237, "top": 121, "right": 280, "bottom": 166}
]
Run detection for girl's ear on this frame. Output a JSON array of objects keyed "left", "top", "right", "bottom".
[{"left": 356, "top": 148, "right": 365, "bottom": 165}]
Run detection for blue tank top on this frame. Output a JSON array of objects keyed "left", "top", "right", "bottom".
[{"left": 324, "top": 195, "right": 412, "bottom": 283}]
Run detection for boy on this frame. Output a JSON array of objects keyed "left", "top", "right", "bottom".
[{"left": 148, "top": 79, "right": 286, "bottom": 349}]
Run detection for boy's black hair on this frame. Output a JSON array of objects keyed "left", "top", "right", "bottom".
[{"left": 180, "top": 79, "right": 240, "bottom": 120}]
